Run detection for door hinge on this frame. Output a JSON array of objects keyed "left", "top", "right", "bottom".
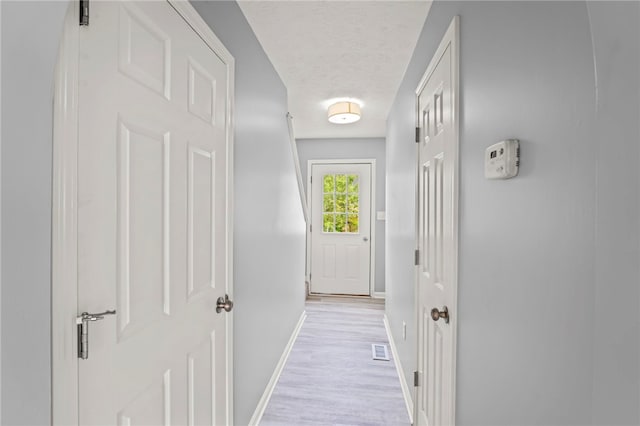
[
  {"left": 310, "top": 224, "right": 312, "bottom": 232},
  {"left": 76, "top": 310, "right": 116, "bottom": 359},
  {"left": 414, "top": 249, "right": 420, "bottom": 266},
  {"left": 79, "top": 0, "right": 90, "bottom": 26},
  {"left": 415, "top": 127, "right": 420, "bottom": 143},
  {"left": 414, "top": 371, "right": 419, "bottom": 387}
]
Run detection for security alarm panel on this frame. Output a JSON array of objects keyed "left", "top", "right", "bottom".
[{"left": 485, "top": 139, "right": 520, "bottom": 179}]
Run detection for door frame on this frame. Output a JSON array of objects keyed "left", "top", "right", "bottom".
[
  {"left": 51, "top": 1, "right": 235, "bottom": 424},
  {"left": 413, "top": 16, "right": 460, "bottom": 425},
  {"left": 306, "top": 159, "right": 377, "bottom": 297}
]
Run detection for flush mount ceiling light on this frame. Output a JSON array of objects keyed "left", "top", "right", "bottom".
[{"left": 328, "top": 101, "right": 361, "bottom": 124}]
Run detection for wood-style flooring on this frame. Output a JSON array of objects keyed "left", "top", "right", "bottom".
[{"left": 260, "top": 298, "right": 410, "bottom": 426}]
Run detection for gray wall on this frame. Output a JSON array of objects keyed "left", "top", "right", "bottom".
[
  {"left": 297, "top": 138, "right": 386, "bottom": 294},
  {"left": 1, "top": 2, "right": 68, "bottom": 424},
  {"left": 191, "top": 2, "right": 306, "bottom": 425},
  {"left": 586, "top": 2, "right": 640, "bottom": 422},
  {"left": 386, "top": 1, "right": 639, "bottom": 424}
]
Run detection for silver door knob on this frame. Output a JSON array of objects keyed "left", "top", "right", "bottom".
[
  {"left": 363, "top": 236, "right": 369, "bottom": 242},
  {"left": 430, "top": 306, "right": 449, "bottom": 324},
  {"left": 216, "top": 294, "right": 233, "bottom": 313}
]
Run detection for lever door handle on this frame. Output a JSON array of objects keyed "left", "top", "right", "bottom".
[
  {"left": 78, "top": 310, "right": 116, "bottom": 322},
  {"left": 76, "top": 309, "right": 116, "bottom": 360}
]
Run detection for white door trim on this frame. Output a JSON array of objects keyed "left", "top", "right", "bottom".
[
  {"left": 51, "top": 4, "right": 80, "bottom": 423},
  {"left": 414, "top": 15, "right": 459, "bottom": 425},
  {"left": 306, "top": 159, "right": 376, "bottom": 297},
  {"left": 51, "top": 2, "right": 235, "bottom": 424},
  {"left": 383, "top": 315, "right": 413, "bottom": 424},
  {"left": 286, "top": 113, "right": 309, "bottom": 224}
]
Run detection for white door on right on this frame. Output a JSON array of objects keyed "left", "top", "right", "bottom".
[
  {"left": 310, "top": 162, "right": 372, "bottom": 295},
  {"left": 416, "top": 17, "right": 459, "bottom": 426}
]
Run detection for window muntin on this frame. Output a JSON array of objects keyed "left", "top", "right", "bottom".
[{"left": 322, "top": 174, "right": 359, "bottom": 233}]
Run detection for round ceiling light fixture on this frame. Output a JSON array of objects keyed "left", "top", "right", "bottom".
[{"left": 328, "top": 101, "right": 361, "bottom": 124}]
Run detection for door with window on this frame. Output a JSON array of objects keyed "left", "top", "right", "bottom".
[{"left": 310, "top": 162, "right": 372, "bottom": 295}]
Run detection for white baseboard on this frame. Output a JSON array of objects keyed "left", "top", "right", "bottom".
[
  {"left": 248, "top": 310, "right": 307, "bottom": 426},
  {"left": 372, "top": 291, "right": 386, "bottom": 299},
  {"left": 383, "top": 314, "right": 414, "bottom": 424}
]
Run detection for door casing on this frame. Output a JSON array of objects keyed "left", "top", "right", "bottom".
[
  {"left": 51, "top": 1, "right": 235, "bottom": 424},
  {"left": 306, "top": 159, "right": 377, "bottom": 297}
]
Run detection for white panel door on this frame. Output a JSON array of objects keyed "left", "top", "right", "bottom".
[
  {"left": 310, "top": 163, "right": 371, "bottom": 295},
  {"left": 77, "top": 2, "right": 232, "bottom": 424},
  {"left": 415, "top": 18, "right": 459, "bottom": 426}
]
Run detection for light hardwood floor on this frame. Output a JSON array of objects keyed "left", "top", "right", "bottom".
[{"left": 260, "top": 299, "right": 410, "bottom": 426}]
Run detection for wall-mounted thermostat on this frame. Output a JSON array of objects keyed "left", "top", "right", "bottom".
[{"left": 485, "top": 139, "right": 520, "bottom": 179}]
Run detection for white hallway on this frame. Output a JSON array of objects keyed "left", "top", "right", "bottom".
[{"left": 1, "top": 1, "right": 639, "bottom": 425}]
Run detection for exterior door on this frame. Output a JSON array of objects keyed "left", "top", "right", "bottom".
[
  {"left": 415, "top": 18, "right": 459, "bottom": 426},
  {"left": 310, "top": 163, "right": 372, "bottom": 295},
  {"left": 77, "top": 1, "right": 232, "bottom": 424}
]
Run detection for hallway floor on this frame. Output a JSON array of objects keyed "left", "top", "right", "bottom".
[{"left": 260, "top": 298, "right": 410, "bottom": 426}]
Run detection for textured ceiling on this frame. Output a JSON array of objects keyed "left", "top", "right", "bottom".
[{"left": 237, "top": 1, "right": 432, "bottom": 139}]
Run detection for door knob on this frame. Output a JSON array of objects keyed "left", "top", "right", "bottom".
[
  {"left": 430, "top": 306, "right": 449, "bottom": 324},
  {"left": 216, "top": 294, "right": 233, "bottom": 313},
  {"left": 363, "top": 236, "right": 369, "bottom": 242}
]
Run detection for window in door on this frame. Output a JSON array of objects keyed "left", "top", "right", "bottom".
[{"left": 322, "top": 174, "right": 359, "bottom": 233}]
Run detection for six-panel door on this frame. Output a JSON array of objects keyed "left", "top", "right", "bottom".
[
  {"left": 77, "top": 2, "right": 231, "bottom": 424},
  {"left": 416, "top": 20, "right": 458, "bottom": 426}
]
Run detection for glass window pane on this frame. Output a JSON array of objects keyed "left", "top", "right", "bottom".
[
  {"left": 347, "top": 194, "right": 359, "bottom": 213},
  {"left": 335, "top": 214, "right": 346, "bottom": 232},
  {"left": 348, "top": 175, "right": 359, "bottom": 193},
  {"left": 335, "top": 194, "right": 346, "bottom": 213},
  {"left": 347, "top": 214, "right": 359, "bottom": 233},
  {"left": 335, "top": 174, "right": 347, "bottom": 193},
  {"left": 320, "top": 172, "right": 361, "bottom": 233},
  {"left": 323, "top": 194, "right": 335, "bottom": 212},
  {"left": 323, "top": 214, "right": 335, "bottom": 232},
  {"left": 323, "top": 175, "right": 334, "bottom": 193}
]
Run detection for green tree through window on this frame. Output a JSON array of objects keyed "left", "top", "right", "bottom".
[{"left": 322, "top": 174, "right": 359, "bottom": 233}]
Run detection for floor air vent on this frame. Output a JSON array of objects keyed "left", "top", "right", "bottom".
[{"left": 371, "top": 344, "right": 390, "bottom": 361}]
